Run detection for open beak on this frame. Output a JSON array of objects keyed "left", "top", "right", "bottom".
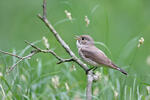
[{"left": 74, "top": 35, "right": 80, "bottom": 40}]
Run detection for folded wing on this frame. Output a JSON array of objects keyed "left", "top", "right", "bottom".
[
  {"left": 81, "top": 46, "right": 112, "bottom": 66},
  {"left": 81, "top": 46, "right": 128, "bottom": 75}
]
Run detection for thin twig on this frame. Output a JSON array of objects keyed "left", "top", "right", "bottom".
[
  {"left": 25, "top": 40, "right": 74, "bottom": 64},
  {"left": 25, "top": 40, "right": 42, "bottom": 51},
  {"left": 1, "top": 40, "right": 75, "bottom": 73},
  {"left": 57, "top": 58, "right": 74, "bottom": 64},
  {"left": 7, "top": 58, "right": 23, "bottom": 73},
  {"left": 43, "top": 0, "right": 47, "bottom": 19},
  {"left": 0, "top": 50, "right": 22, "bottom": 59},
  {"left": 7, "top": 50, "right": 39, "bottom": 73},
  {"left": 0, "top": 49, "right": 39, "bottom": 73}
]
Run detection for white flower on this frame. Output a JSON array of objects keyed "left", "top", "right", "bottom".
[
  {"left": 65, "top": 82, "right": 70, "bottom": 91},
  {"left": 138, "top": 37, "right": 144, "bottom": 48},
  {"left": 65, "top": 10, "right": 72, "bottom": 21},
  {"left": 139, "top": 37, "right": 144, "bottom": 44},
  {"left": 43, "top": 36, "right": 50, "bottom": 49},
  {"left": 51, "top": 75, "right": 60, "bottom": 88},
  {"left": 85, "top": 16, "right": 90, "bottom": 27}
]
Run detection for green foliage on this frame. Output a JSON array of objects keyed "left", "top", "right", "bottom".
[{"left": 0, "top": 0, "right": 150, "bottom": 100}]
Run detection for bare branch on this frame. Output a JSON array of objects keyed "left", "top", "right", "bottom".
[
  {"left": 43, "top": 0, "right": 47, "bottom": 19},
  {"left": 8, "top": 58, "right": 23, "bottom": 72},
  {"left": 86, "top": 71, "right": 99, "bottom": 100},
  {"left": 86, "top": 71, "right": 94, "bottom": 100},
  {"left": 57, "top": 58, "right": 74, "bottom": 64},
  {"left": 1, "top": 0, "right": 97, "bottom": 99},
  {"left": 0, "top": 50, "right": 22, "bottom": 59},
  {"left": 0, "top": 49, "right": 39, "bottom": 73},
  {"left": 38, "top": 0, "right": 96, "bottom": 100},
  {"left": 37, "top": 5, "right": 89, "bottom": 71},
  {"left": 1, "top": 40, "right": 75, "bottom": 73},
  {"left": 25, "top": 40, "right": 74, "bottom": 64},
  {"left": 7, "top": 50, "right": 39, "bottom": 73},
  {"left": 25, "top": 40, "right": 41, "bottom": 51}
]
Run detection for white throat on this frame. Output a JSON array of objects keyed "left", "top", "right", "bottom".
[{"left": 76, "top": 40, "right": 82, "bottom": 49}]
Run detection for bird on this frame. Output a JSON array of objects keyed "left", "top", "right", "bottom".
[{"left": 75, "top": 35, "right": 128, "bottom": 75}]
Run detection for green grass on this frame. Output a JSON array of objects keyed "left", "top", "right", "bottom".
[{"left": 0, "top": 0, "right": 150, "bottom": 100}]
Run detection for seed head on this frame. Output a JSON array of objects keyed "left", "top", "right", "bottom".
[
  {"left": 138, "top": 37, "right": 144, "bottom": 48},
  {"left": 65, "top": 10, "right": 72, "bottom": 21},
  {"left": 51, "top": 75, "right": 60, "bottom": 88},
  {"left": 85, "top": 16, "right": 90, "bottom": 27},
  {"left": 65, "top": 82, "right": 70, "bottom": 91},
  {"left": 43, "top": 36, "right": 50, "bottom": 49}
]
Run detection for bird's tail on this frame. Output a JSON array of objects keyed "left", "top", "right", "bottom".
[{"left": 111, "top": 63, "right": 128, "bottom": 75}]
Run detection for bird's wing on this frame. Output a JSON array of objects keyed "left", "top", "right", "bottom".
[
  {"left": 81, "top": 46, "right": 112, "bottom": 66},
  {"left": 81, "top": 46, "right": 128, "bottom": 75}
]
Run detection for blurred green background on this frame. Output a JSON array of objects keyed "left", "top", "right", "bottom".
[{"left": 0, "top": 0, "right": 150, "bottom": 100}]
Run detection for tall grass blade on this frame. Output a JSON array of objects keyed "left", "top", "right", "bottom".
[
  {"left": 37, "top": 59, "right": 42, "bottom": 77},
  {"left": 117, "top": 35, "right": 141, "bottom": 62},
  {"left": 0, "top": 84, "right": 6, "bottom": 98}
]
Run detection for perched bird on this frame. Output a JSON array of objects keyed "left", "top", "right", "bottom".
[{"left": 76, "top": 35, "right": 127, "bottom": 75}]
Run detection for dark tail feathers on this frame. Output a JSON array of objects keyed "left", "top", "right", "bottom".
[{"left": 111, "top": 63, "right": 128, "bottom": 75}]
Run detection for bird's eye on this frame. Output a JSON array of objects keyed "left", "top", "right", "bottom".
[{"left": 82, "top": 37, "right": 84, "bottom": 40}]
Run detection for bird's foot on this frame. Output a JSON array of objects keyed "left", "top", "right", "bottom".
[{"left": 86, "top": 67, "right": 97, "bottom": 74}]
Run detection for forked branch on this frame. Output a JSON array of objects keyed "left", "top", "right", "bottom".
[
  {"left": 0, "top": 41, "right": 74, "bottom": 73},
  {"left": 38, "top": 0, "right": 97, "bottom": 100},
  {"left": 38, "top": 0, "right": 89, "bottom": 71},
  {"left": 0, "top": 0, "right": 98, "bottom": 100}
]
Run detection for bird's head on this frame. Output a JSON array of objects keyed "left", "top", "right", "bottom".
[{"left": 75, "top": 35, "right": 94, "bottom": 48}]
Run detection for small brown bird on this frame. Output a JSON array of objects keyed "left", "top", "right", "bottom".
[{"left": 76, "top": 35, "right": 127, "bottom": 75}]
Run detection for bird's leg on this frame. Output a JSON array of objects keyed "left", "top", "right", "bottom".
[
  {"left": 86, "top": 67, "right": 94, "bottom": 74},
  {"left": 86, "top": 66, "right": 97, "bottom": 74},
  {"left": 92, "top": 66, "right": 98, "bottom": 71}
]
